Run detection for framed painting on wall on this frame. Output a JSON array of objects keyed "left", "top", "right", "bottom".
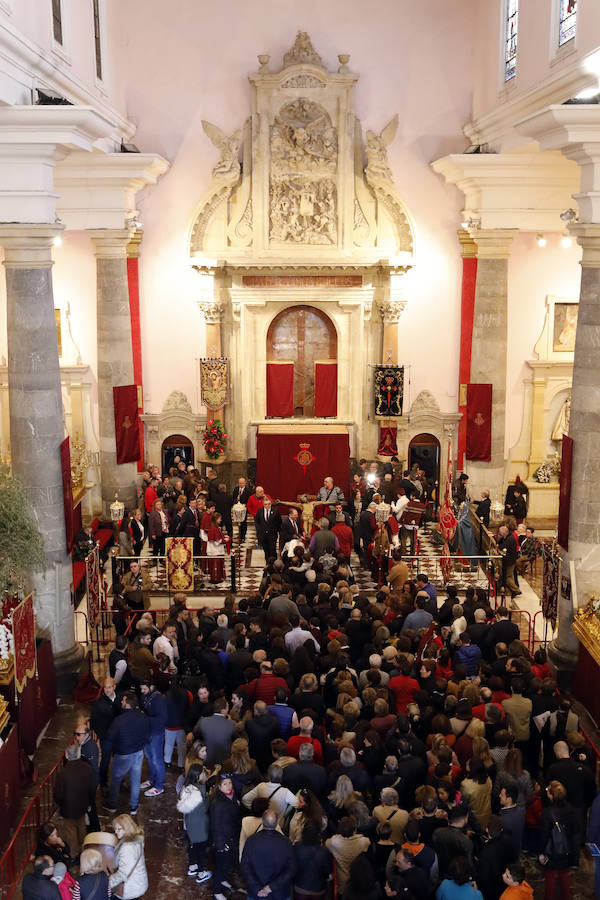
[{"left": 553, "top": 302, "right": 578, "bottom": 352}]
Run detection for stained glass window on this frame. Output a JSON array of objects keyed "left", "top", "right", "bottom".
[
  {"left": 504, "top": 0, "right": 518, "bottom": 81},
  {"left": 52, "top": 0, "right": 62, "bottom": 45},
  {"left": 93, "top": 0, "right": 102, "bottom": 80},
  {"left": 559, "top": 0, "right": 577, "bottom": 47}
]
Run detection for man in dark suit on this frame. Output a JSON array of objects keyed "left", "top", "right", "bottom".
[
  {"left": 255, "top": 497, "right": 282, "bottom": 560},
  {"left": 282, "top": 742, "right": 327, "bottom": 798},
  {"left": 194, "top": 697, "right": 236, "bottom": 765},
  {"left": 327, "top": 502, "right": 352, "bottom": 528},
  {"left": 179, "top": 498, "right": 200, "bottom": 554},
  {"left": 214, "top": 483, "right": 233, "bottom": 539},
  {"left": 206, "top": 469, "right": 220, "bottom": 503},
  {"left": 231, "top": 476, "right": 252, "bottom": 542},
  {"left": 358, "top": 502, "right": 376, "bottom": 564},
  {"left": 280, "top": 507, "right": 304, "bottom": 553}
]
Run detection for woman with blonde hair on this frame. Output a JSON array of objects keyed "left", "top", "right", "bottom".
[
  {"left": 78, "top": 849, "right": 111, "bottom": 899},
  {"left": 109, "top": 815, "right": 148, "bottom": 899},
  {"left": 326, "top": 775, "right": 372, "bottom": 831},
  {"left": 455, "top": 717, "right": 485, "bottom": 770},
  {"left": 221, "top": 737, "right": 260, "bottom": 799},
  {"left": 471, "top": 736, "right": 496, "bottom": 782}
]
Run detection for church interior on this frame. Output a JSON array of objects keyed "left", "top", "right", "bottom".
[{"left": 2, "top": 1, "right": 600, "bottom": 899}]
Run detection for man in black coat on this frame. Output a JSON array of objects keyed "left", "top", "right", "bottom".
[
  {"left": 497, "top": 525, "right": 520, "bottom": 597},
  {"left": 214, "top": 483, "right": 233, "bottom": 539},
  {"left": 22, "top": 858, "right": 61, "bottom": 900},
  {"left": 486, "top": 605, "right": 520, "bottom": 657},
  {"left": 279, "top": 508, "right": 304, "bottom": 550},
  {"left": 53, "top": 744, "right": 96, "bottom": 855},
  {"left": 255, "top": 497, "right": 282, "bottom": 560},
  {"left": 474, "top": 489, "right": 491, "bottom": 528},
  {"left": 245, "top": 701, "right": 280, "bottom": 773},
  {"left": 231, "top": 476, "right": 252, "bottom": 543},
  {"left": 282, "top": 742, "right": 327, "bottom": 799},
  {"left": 358, "top": 504, "right": 376, "bottom": 564},
  {"left": 90, "top": 676, "right": 121, "bottom": 788},
  {"left": 227, "top": 634, "right": 254, "bottom": 691},
  {"left": 241, "top": 809, "right": 296, "bottom": 900}
]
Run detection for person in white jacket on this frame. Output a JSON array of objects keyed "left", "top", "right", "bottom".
[{"left": 109, "top": 815, "right": 148, "bottom": 900}]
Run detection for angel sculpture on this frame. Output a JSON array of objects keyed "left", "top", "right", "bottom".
[
  {"left": 365, "top": 114, "right": 398, "bottom": 183},
  {"left": 202, "top": 120, "right": 241, "bottom": 178}
]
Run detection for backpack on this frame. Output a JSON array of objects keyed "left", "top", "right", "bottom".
[{"left": 546, "top": 817, "right": 570, "bottom": 858}]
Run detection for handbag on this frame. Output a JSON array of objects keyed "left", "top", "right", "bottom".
[{"left": 112, "top": 845, "right": 142, "bottom": 897}]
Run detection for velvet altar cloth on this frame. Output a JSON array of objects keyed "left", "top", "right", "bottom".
[
  {"left": 314, "top": 361, "right": 337, "bottom": 417},
  {"left": 113, "top": 385, "right": 141, "bottom": 464},
  {"left": 266, "top": 362, "right": 294, "bottom": 418},
  {"left": 256, "top": 426, "right": 350, "bottom": 502}
]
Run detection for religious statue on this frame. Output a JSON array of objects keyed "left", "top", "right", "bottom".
[
  {"left": 551, "top": 395, "right": 571, "bottom": 441},
  {"left": 201, "top": 120, "right": 241, "bottom": 179},
  {"left": 365, "top": 114, "right": 398, "bottom": 184}
]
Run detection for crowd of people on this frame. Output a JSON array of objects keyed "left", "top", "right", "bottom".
[{"left": 27, "top": 461, "right": 597, "bottom": 900}]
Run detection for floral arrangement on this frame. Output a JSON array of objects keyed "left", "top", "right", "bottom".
[
  {"left": 0, "top": 622, "right": 14, "bottom": 667},
  {"left": 534, "top": 452, "right": 561, "bottom": 484},
  {"left": 203, "top": 419, "right": 227, "bottom": 460}
]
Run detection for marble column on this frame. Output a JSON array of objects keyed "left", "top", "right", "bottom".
[
  {"left": 0, "top": 224, "right": 82, "bottom": 669},
  {"left": 89, "top": 230, "right": 137, "bottom": 514},
  {"left": 467, "top": 229, "right": 517, "bottom": 502},
  {"left": 550, "top": 224, "right": 600, "bottom": 676}
]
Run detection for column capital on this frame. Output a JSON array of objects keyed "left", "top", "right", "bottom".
[
  {"left": 470, "top": 228, "right": 518, "bottom": 259},
  {"left": 198, "top": 300, "right": 225, "bottom": 324},
  {"left": 569, "top": 222, "right": 600, "bottom": 267},
  {"left": 126, "top": 229, "right": 143, "bottom": 259},
  {"left": 378, "top": 300, "right": 405, "bottom": 324},
  {"left": 88, "top": 228, "right": 132, "bottom": 259},
  {"left": 457, "top": 229, "right": 477, "bottom": 258},
  {"left": 0, "top": 223, "right": 64, "bottom": 268}
]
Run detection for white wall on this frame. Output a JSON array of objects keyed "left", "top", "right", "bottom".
[
  {"left": 473, "top": 0, "right": 600, "bottom": 126},
  {"left": 112, "top": 0, "right": 477, "bottom": 417},
  {"left": 506, "top": 231, "right": 581, "bottom": 454}
]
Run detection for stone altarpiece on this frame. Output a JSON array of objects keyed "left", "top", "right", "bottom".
[{"left": 189, "top": 33, "right": 416, "bottom": 464}]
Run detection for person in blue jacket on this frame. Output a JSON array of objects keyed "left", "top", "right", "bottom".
[{"left": 103, "top": 692, "right": 151, "bottom": 815}]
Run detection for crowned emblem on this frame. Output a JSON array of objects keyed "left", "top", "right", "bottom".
[
  {"left": 474, "top": 412, "right": 484, "bottom": 426},
  {"left": 294, "top": 442, "right": 316, "bottom": 474},
  {"left": 122, "top": 415, "right": 132, "bottom": 429}
]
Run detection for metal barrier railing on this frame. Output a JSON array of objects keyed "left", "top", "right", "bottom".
[
  {"left": 395, "top": 553, "right": 501, "bottom": 593},
  {"left": 0, "top": 754, "right": 64, "bottom": 900},
  {"left": 111, "top": 552, "right": 237, "bottom": 596},
  {"left": 74, "top": 609, "right": 89, "bottom": 646}
]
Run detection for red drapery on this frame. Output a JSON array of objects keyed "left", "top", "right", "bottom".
[
  {"left": 256, "top": 431, "right": 350, "bottom": 501},
  {"left": 314, "top": 361, "right": 337, "bottom": 417},
  {"left": 458, "top": 255, "right": 478, "bottom": 467},
  {"left": 266, "top": 362, "right": 294, "bottom": 418},
  {"left": 60, "top": 436, "right": 75, "bottom": 554},
  {"left": 113, "top": 384, "right": 141, "bottom": 464},
  {"left": 466, "top": 383, "right": 492, "bottom": 461},
  {"left": 12, "top": 594, "right": 36, "bottom": 693},
  {"left": 558, "top": 436, "right": 573, "bottom": 550},
  {"left": 127, "top": 256, "right": 145, "bottom": 472}
]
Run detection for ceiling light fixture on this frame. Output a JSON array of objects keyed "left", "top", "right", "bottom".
[{"left": 560, "top": 208, "right": 577, "bottom": 222}]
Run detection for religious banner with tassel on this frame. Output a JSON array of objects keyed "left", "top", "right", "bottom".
[
  {"left": 200, "top": 358, "right": 230, "bottom": 410},
  {"left": 439, "top": 439, "right": 458, "bottom": 583},
  {"left": 12, "top": 594, "right": 36, "bottom": 694}
]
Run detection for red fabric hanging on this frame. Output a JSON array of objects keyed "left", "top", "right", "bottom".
[
  {"left": 466, "top": 383, "right": 492, "bottom": 461},
  {"left": 256, "top": 431, "right": 350, "bottom": 500},
  {"left": 266, "top": 362, "right": 294, "bottom": 417},
  {"left": 558, "top": 436, "right": 573, "bottom": 550},
  {"left": 60, "top": 436, "right": 75, "bottom": 554},
  {"left": 113, "top": 385, "right": 141, "bottom": 464},
  {"left": 314, "top": 361, "right": 337, "bottom": 417}
]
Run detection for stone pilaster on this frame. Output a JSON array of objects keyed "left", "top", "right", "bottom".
[
  {"left": 467, "top": 229, "right": 517, "bottom": 501},
  {"left": 89, "top": 229, "right": 137, "bottom": 514},
  {"left": 0, "top": 223, "right": 83, "bottom": 669},
  {"left": 378, "top": 301, "right": 404, "bottom": 365}
]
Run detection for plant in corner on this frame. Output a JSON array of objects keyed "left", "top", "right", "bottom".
[
  {"left": 0, "top": 468, "right": 47, "bottom": 597},
  {"left": 202, "top": 419, "right": 227, "bottom": 460}
]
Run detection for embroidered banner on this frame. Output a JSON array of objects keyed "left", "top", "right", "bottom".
[
  {"left": 374, "top": 366, "right": 404, "bottom": 417},
  {"left": 314, "top": 361, "right": 337, "bottom": 417},
  {"left": 12, "top": 594, "right": 36, "bottom": 693},
  {"left": 86, "top": 546, "right": 101, "bottom": 628},
  {"left": 165, "top": 537, "right": 194, "bottom": 592},
  {"left": 59, "top": 436, "right": 75, "bottom": 554},
  {"left": 266, "top": 361, "right": 294, "bottom": 417},
  {"left": 541, "top": 541, "right": 559, "bottom": 629},
  {"left": 200, "top": 358, "right": 230, "bottom": 410},
  {"left": 558, "top": 435, "right": 573, "bottom": 550},
  {"left": 113, "top": 385, "right": 141, "bottom": 464},
  {"left": 466, "top": 383, "right": 492, "bottom": 461}
]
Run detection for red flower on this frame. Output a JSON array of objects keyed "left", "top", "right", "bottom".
[{"left": 219, "top": 448, "right": 224, "bottom": 453}]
